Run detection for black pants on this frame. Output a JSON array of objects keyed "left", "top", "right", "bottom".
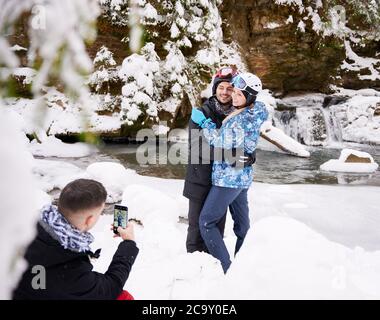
[{"left": 186, "top": 198, "right": 227, "bottom": 253}]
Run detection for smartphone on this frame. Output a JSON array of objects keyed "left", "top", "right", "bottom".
[{"left": 113, "top": 204, "right": 128, "bottom": 235}]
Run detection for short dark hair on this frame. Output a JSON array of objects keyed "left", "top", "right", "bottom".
[{"left": 58, "top": 179, "right": 107, "bottom": 215}]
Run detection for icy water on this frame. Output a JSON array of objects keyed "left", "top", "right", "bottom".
[
  {"left": 53, "top": 141, "right": 380, "bottom": 186},
  {"left": 86, "top": 142, "right": 380, "bottom": 186}
]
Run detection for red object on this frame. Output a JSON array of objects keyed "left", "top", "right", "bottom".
[
  {"left": 116, "top": 290, "right": 134, "bottom": 300},
  {"left": 215, "top": 66, "right": 239, "bottom": 78}
]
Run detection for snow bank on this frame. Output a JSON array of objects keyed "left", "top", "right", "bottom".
[
  {"left": 320, "top": 149, "right": 379, "bottom": 173},
  {"left": 0, "top": 109, "right": 42, "bottom": 299},
  {"left": 89, "top": 180, "right": 380, "bottom": 299},
  {"left": 84, "top": 162, "right": 137, "bottom": 203},
  {"left": 11, "top": 151, "right": 380, "bottom": 299},
  {"left": 29, "top": 136, "right": 96, "bottom": 158},
  {"left": 32, "top": 159, "right": 84, "bottom": 192},
  {"left": 209, "top": 216, "right": 380, "bottom": 299}
]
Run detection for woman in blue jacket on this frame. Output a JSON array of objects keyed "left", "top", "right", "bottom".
[{"left": 191, "top": 73, "right": 268, "bottom": 273}]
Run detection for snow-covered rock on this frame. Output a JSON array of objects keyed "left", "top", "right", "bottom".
[
  {"left": 32, "top": 159, "right": 84, "bottom": 192},
  {"left": 29, "top": 136, "right": 96, "bottom": 158},
  {"left": 320, "top": 149, "right": 379, "bottom": 173},
  {"left": 85, "top": 162, "right": 136, "bottom": 203},
  {"left": 260, "top": 122, "right": 311, "bottom": 158}
]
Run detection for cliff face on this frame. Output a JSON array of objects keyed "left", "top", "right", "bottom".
[
  {"left": 220, "top": 0, "right": 380, "bottom": 95},
  {"left": 5, "top": 0, "right": 380, "bottom": 140}
]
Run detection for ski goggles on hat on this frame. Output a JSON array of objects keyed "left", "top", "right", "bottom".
[
  {"left": 215, "top": 66, "right": 239, "bottom": 78},
  {"left": 232, "top": 75, "right": 258, "bottom": 95}
]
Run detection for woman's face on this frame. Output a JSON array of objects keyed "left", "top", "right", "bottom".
[{"left": 232, "top": 88, "right": 246, "bottom": 108}]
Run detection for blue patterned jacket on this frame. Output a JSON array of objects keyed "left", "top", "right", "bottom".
[{"left": 202, "top": 101, "right": 268, "bottom": 189}]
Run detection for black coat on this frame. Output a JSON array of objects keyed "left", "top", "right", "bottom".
[
  {"left": 12, "top": 221, "right": 139, "bottom": 300},
  {"left": 183, "top": 97, "right": 228, "bottom": 202}
]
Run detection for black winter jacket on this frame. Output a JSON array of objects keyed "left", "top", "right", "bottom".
[{"left": 13, "top": 221, "right": 138, "bottom": 300}]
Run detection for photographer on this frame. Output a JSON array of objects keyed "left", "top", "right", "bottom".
[{"left": 13, "top": 179, "right": 138, "bottom": 300}]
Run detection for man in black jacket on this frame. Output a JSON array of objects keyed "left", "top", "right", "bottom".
[
  {"left": 13, "top": 179, "right": 138, "bottom": 300},
  {"left": 183, "top": 67, "right": 256, "bottom": 253}
]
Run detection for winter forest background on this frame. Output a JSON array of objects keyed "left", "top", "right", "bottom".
[{"left": 1, "top": 0, "right": 380, "bottom": 299}]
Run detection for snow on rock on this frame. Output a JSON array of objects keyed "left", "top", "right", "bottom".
[
  {"left": 12, "top": 67, "right": 36, "bottom": 84},
  {"left": 29, "top": 136, "right": 96, "bottom": 158},
  {"left": 121, "top": 184, "right": 180, "bottom": 226},
  {"left": 32, "top": 159, "right": 84, "bottom": 192},
  {"left": 260, "top": 122, "right": 311, "bottom": 158},
  {"left": 85, "top": 162, "right": 136, "bottom": 203},
  {"left": 5, "top": 93, "right": 123, "bottom": 136},
  {"left": 330, "top": 94, "right": 380, "bottom": 145},
  {"left": 342, "top": 41, "right": 380, "bottom": 81},
  {"left": 320, "top": 149, "right": 379, "bottom": 173},
  {"left": 209, "top": 216, "right": 380, "bottom": 299}
]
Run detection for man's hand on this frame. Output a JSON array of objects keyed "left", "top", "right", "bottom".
[
  {"left": 111, "top": 222, "right": 135, "bottom": 241},
  {"left": 241, "top": 151, "right": 256, "bottom": 168},
  {"left": 229, "top": 150, "right": 256, "bottom": 168}
]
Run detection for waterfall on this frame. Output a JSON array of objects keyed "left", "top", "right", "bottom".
[
  {"left": 274, "top": 94, "right": 345, "bottom": 147},
  {"left": 319, "top": 106, "right": 343, "bottom": 146}
]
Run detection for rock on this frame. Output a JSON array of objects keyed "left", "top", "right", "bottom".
[
  {"left": 374, "top": 103, "right": 380, "bottom": 117},
  {"left": 345, "top": 154, "right": 372, "bottom": 164},
  {"left": 220, "top": 0, "right": 380, "bottom": 95},
  {"left": 320, "top": 149, "right": 378, "bottom": 173}
]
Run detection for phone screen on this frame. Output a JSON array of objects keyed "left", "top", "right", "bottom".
[{"left": 113, "top": 204, "right": 128, "bottom": 234}]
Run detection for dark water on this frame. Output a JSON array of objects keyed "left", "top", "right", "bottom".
[{"left": 91, "top": 142, "right": 380, "bottom": 186}]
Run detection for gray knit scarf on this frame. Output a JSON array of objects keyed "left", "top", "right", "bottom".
[{"left": 40, "top": 204, "right": 94, "bottom": 253}]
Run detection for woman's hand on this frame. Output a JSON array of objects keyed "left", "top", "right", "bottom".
[{"left": 191, "top": 108, "right": 207, "bottom": 127}]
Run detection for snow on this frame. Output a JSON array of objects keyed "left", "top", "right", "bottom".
[
  {"left": 93, "top": 46, "right": 116, "bottom": 66},
  {"left": 4, "top": 94, "right": 124, "bottom": 135},
  {"left": 84, "top": 164, "right": 380, "bottom": 299},
  {"left": 211, "top": 216, "right": 380, "bottom": 299},
  {"left": 10, "top": 44, "right": 27, "bottom": 51},
  {"left": 142, "top": 3, "right": 158, "bottom": 22},
  {"left": 0, "top": 108, "right": 46, "bottom": 299},
  {"left": 32, "top": 159, "right": 84, "bottom": 192},
  {"left": 152, "top": 124, "right": 170, "bottom": 136},
  {"left": 195, "top": 48, "right": 220, "bottom": 65},
  {"left": 342, "top": 41, "right": 380, "bottom": 81},
  {"left": 84, "top": 162, "right": 137, "bottom": 203},
  {"left": 6, "top": 152, "right": 380, "bottom": 299},
  {"left": 320, "top": 160, "right": 378, "bottom": 174},
  {"left": 12, "top": 67, "right": 36, "bottom": 84},
  {"left": 297, "top": 20, "right": 306, "bottom": 32},
  {"left": 320, "top": 149, "right": 379, "bottom": 173},
  {"left": 329, "top": 94, "right": 380, "bottom": 145},
  {"left": 261, "top": 122, "right": 311, "bottom": 158},
  {"left": 265, "top": 22, "right": 282, "bottom": 29},
  {"left": 29, "top": 136, "right": 95, "bottom": 158}
]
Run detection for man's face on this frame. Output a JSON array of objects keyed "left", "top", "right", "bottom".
[{"left": 216, "top": 81, "right": 233, "bottom": 104}]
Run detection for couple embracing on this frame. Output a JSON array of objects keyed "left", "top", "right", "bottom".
[{"left": 183, "top": 66, "right": 269, "bottom": 273}]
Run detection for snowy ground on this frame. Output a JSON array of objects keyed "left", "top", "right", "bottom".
[
  {"left": 89, "top": 176, "right": 380, "bottom": 300},
  {"left": 2, "top": 107, "right": 380, "bottom": 299},
  {"left": 30, "top": 155, "right": 380, "bottom": 299}
]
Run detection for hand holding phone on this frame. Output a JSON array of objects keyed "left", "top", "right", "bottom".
[{"left": 113, "top": 204, "right": 128, "bottom": 235}]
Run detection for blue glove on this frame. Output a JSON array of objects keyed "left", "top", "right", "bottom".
[{"left": 191, "top": 107, "right": 209, "bottom": 128}]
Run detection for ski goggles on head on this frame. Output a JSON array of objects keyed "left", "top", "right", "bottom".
[
  {"left": 214, "top": 66, "right": 239, "bottom": 79},
  {"left": 232, "top": 75, "right": 258, "bottom": 96}
]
